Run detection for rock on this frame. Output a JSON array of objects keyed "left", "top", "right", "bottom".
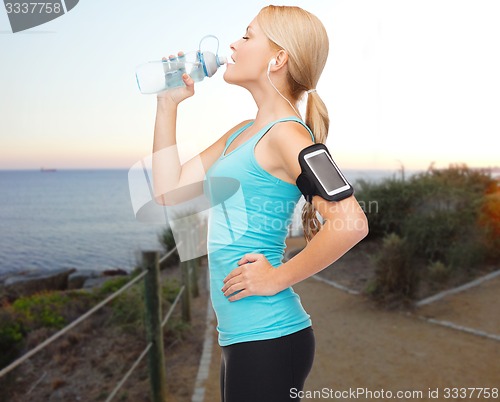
[
  {"left": 68, "top": 273, "right": 88, "bottom": 290},
  {"left": 102, "top": 268, "right": 128, "bottom": 276},
  {"left": 68, "top": 269, "right": 102, "bottom": 290},
  {"left": 4, "top": 268, "right": 76, "bottom": 301},
  {"left": 0, "top": 268, "right": 45, "bottom": 286}
]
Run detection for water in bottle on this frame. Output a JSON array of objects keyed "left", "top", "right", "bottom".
[{"left": 135, "top": 36, "right": 227, "bottom": 94}]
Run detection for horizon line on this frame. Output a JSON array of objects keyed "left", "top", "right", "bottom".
[{"left": 1, "top": 165, "right": 499, "bottom": 172}]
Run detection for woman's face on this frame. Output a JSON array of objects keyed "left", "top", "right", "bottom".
[{"left": 223, "top": 17, "right": 276, "bottom": 88}]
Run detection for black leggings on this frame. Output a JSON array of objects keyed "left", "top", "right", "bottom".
[{"left": 220, "top": 327, "right": 315, "bottom": 402}]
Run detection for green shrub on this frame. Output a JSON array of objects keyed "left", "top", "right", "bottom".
[
  {"left": 356, "top": 178, "right": 415, "bottom": 238},
  {"left": 162, "top": 278, "right": 181, "bottom": 304},
  {"left": 158, "top": 226, "right": 180, "bottom": 268},
  {"left": 12, "top": 292, "right": 69, "bottom": 330},
  {"left": 427, "top": 261, "right": 451, "bottom": 284},
  {"left": 367, "top": 233, "right": 419, "bottom": 307},
  {"left": 478, "top": 181, "right": 500, "bottom": 261},
  {"left": 402, "top": 209, "right": 463, "bottom": 263},
  {"left": 105, "top": 286, "right": 145, "bottom": 335},
  {"left": 164, "top": 317, "right": 191, "bottom": 345},
  {"left": 0, "top": 290, "right": 96, "bottom": 368},
  {"left": 0, "top": 309, "right": 25, "bottom": 368},
  {"left": 356, "top": 164, "right": 497, "bottom": 272},
  {"left": 96, "top": 276, "right": 132, "bottom": 297}
]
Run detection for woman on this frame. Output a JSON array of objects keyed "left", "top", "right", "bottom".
[{"left": 152, "top": 5, "right": 368, "bottom": 401}]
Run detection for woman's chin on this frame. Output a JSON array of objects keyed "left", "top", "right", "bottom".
[
  {"left": 223, "top": 70, "right": 237, "bottom": 85},
  {"left": 223, "top": 68, "right": 249, "bottom": 89}
]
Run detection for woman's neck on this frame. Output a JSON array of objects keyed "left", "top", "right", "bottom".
[{"left": 251, "top": 89, "right": 302, "bottom": 128}]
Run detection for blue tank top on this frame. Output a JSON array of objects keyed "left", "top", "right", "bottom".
[{"left": 203, "top": 116, "right": 315, "bottom": 346}]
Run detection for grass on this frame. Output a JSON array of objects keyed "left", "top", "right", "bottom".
[{"left": 0, "top": 273, "right": 187, "bottom": 372}]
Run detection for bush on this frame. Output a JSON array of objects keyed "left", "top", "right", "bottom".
[
  {"left": 12, "top": 292, "right": 69, "bottom": 330},
  {"left": 356, "top": 178, "right": 415, "bottom": 238},
  {"left": 104, "top": 285, "right": 145, "bottom": 335},
  {"left": 478, "top": 180, "right": 500, "bottom": 261},
  {"left": 0, "top": 290, "right": 96, "bottom": 369},
  {"left": 427, "top": 261, "right": 451, "bottom": 284},
  {"left": 162, "top": 278, "right": 181, "bottom": 304},
  {"left": 357, "top": 164, "right": 497, "bottom": 270},
  {"left": 367, "top": 233, "right": 419, "bottom": 307},
  {"left": 0, "top": 308, "right": 24, "bottom": 368},
  {"left": 160, "top": 279, "right": 189, "bottom": 344},
  {"left": 0, "top": 274, "right": 188, "bottom": 371},
  {"left": 158, "top": 226, "right": 180, "bottom": 268},
  {"left": 357, "top": 164, "right": 500, "bottom": 304},
  {"left": 96, "top": 276, "right": 132, "bottom": 297}
]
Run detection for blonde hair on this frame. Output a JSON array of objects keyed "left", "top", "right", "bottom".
[{"left": 257, "top": 5, "right": 330, "bottom": 243}]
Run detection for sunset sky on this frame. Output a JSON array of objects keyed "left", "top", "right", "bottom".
[{"left": 1, "top": 0, "right": 499, "bottom": 171}]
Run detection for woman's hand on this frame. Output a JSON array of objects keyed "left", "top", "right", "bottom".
[
  {"left": 157, "top": 52, "right": 195, "bottom": 106},
  {"left": 221, "top": 253, "right": 284, "bottom": 302}
]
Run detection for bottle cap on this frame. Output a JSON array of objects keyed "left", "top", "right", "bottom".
[
  {"left": 198, "top": 35, "right": 226, "bottom": 77},
  {"left": 201, "top": 52, "right": 226, "bottom": 77}
]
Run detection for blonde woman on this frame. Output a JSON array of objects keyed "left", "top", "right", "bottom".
[{"left": 152, "top": 5, "right": 368, "bottom": 401}]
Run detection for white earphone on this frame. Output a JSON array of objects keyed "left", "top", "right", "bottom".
[
  {"left": 267, "top": 58, "right": 276, "bottom": 72},
  {"left": 266, "top": 57, "right": 300, "bottom": 118}
]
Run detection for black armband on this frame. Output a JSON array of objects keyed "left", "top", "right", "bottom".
[{"left": 296, "top": 143, "right": 354, "bottom": 203}]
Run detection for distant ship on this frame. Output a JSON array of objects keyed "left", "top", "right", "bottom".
[{"left": 40, "top": 167, "right": 57, "bottom": 172}]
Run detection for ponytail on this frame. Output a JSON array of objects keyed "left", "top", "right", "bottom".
[{"left": 301, "top": 91, "right": 330, "bottom": 243}]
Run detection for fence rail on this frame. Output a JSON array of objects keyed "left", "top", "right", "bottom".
[{"left": 0, "top": 226, "right": 203, "bottom": 401}]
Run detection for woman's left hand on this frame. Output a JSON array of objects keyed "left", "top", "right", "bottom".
[{"left": 222, "top": 253, "right": 283, "bottom": 302}]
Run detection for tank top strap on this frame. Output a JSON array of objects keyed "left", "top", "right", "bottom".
[
  {"left": 253, "top": 116, "right": 315, "bottom": 144},
  {"left": 223, "top": 120, "right": 255, "bottom": 156}
]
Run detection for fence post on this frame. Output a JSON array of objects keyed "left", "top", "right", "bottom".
[
  {"left": 180, "top": 258, "right": 191, "bottom": 323},
  {"left": 190, "top": 227, "right": 200, "bottom": 298},
  {"left": 190, "top": 258, "right": 199, "bottom": 298},
  {"left": 143, "top": 251, "right": 167, "bottom": 402}
]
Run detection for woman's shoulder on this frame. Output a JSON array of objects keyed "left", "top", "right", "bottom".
[
  {"left": 267, "top": 120, "right": 315, "bottom": 179},
  {"left": 219, "top": 119, "right": 254, "bottom": 145},
  {"left": 269, "top": 119, "right": 314, "bottom": 146},
  {"left": 230, "top": 119, "right": 254, "bottom": 134}
]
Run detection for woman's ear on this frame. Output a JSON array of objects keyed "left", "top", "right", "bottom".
[{"left": 270, "top": 50, "right": 288, "bottom": 71}]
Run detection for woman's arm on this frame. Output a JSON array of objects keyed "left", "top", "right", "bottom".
[
  {"left": 221, "top": 123, "right": 368, "bottom": 300},
  {"left": 152, "top": 73, "right": 195, "bottom": 206},
  {"left": 275, "top": 194, "right": 368, "bottom": 289},
  {"left": 152, "top": 72, "right": 250, "bottom": 206}
]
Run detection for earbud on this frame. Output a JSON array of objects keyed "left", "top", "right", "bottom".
[{"left": 267, "top": 58, "right": 277, "bottom": 73}]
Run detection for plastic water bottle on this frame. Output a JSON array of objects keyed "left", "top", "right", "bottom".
[{"left": 135, "top": 35, "right": 227, "bottom": 94}]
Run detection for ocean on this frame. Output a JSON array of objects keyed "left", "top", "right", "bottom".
[
  {"left": 0, "top": 168, "right": 404, "bottom": 275},
  {"left": 0, "top": 170, "right": 165, "bottom": 275}
]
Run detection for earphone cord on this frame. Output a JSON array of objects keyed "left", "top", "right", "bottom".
[{"left": 266, "top": 69, "right": 301, "bottom": 119}]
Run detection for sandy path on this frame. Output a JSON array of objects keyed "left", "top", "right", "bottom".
[
  {"left": 202, "top": 277, "right": 499, "bottom": 401},
  {"left": 416, "top": 274, "right": 500, "bottom": 336}
]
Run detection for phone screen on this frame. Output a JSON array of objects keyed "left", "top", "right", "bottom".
[{"left": 305, "top": 151, "right": 349, "bottom": 194}]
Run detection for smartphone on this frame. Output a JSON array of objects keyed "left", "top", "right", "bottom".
[{"left": 303, "top": 148, "right": 352, "bottom": 197}]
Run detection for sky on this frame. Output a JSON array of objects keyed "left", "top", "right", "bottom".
[{"left": 0, "top": 0, "right": 499, "bottom": 171}]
